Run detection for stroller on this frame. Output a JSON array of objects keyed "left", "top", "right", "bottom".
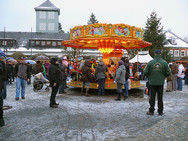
[{"left": 33, "top": 72, "right": 50, "bottom": 92}]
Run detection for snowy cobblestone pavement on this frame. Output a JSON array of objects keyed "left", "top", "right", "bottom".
[{"left": 0, "top": 79, "right": 188, "bottom": 141}]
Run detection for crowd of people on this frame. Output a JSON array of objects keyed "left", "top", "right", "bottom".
[{"left": 0, "top": 52, "right": 188, "bottom": 126}]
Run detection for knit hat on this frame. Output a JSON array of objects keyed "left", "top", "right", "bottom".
[
  {"left": 63, "top": 56, "right": 67, "bottom": 60},
  {"left": 118, "top": 60, "right": 124, "bottom": 65},
  {"left": 155, "top": 49, "right": 161, "bottom": 54}
]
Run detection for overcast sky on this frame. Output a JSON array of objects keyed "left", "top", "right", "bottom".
[{"left": 1, "top": 0, "right": 188, "bottom": 39}]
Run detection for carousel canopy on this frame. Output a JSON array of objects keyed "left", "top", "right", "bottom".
[
  {"left": 129, "top": 54, "right": 153, "bottom": 63},
  {"left": 62, "top": 23, "right": 152, "bottom": 54}
]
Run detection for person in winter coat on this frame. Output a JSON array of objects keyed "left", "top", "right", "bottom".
[
  {"left": 81, "top": 61, "right": 92, "bottom": 96},
  {"left": 94, "top": 59, "right": 108, "bottom": 96},
  {"left": 144, "top": 50, "right": 171, "bottom": 115},
  {"left": 166, "top": 64, "right": 173, "bottom": 92},
  {"left": 49, "top": 58, "right": 62, "bottom": 108},
  {"left": 121, "top": 57, "right": 130, "bottom": 98},
  {"left": 6, "top": 61, "right": 13, "bottom": 84},
  {"left": 45, "top": 62, "right": 50, "bottom": 79},
  {"left": 33, "top": 61, "right": 43, "bottom": 75},
  {"left": 171, "top": 60, "right": 179, "bottom": 91},
  {"left": 185, "top": 63, "right": 188, "bottom": 85},
  {"left": 0, "top": 60, "right": 6, "bottom": 127},
  {"left": 14, "top": 57, "right": 30, "bottom": 100},
  {"left": 177, "top": 62, "right": 185, "bottom": 91},
  {"left": 2, "top": 62, "right": 8, "bottom": 99},
  {"left": 114, "top": 60, "right": 127, "bottom": 101},
  {"left": 58, "top": 59, "right": 67, "bottom": 94}
]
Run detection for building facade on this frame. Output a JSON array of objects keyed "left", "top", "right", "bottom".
[
  {"left": 165, "top": 31, "right": 188, "bottom": 61},
  {"left": 35, "top": 0, "right": 60, "bottom": 33}
]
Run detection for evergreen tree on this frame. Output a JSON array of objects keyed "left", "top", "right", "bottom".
[
  {"left": 87, "top": 13, "right": 99, "bottom": 25},
  {"left": 143, "top": 11, "right": 172, "bottom": 62},
  {"left": 58, "top": 23, "right": 65, "bottom": 33}
]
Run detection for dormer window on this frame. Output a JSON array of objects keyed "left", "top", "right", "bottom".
[{"left": 171, "top": 39, "right": 177, "bottom": 45}]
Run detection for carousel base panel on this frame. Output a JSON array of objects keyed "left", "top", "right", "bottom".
[{"left": 67, "top": 80, "right": 144, "bottom": 90}]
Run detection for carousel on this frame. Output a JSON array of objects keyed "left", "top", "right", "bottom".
[{"left": 62, "top": 23, "right": 152, "bottom": 89}]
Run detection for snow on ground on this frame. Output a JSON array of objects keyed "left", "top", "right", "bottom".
[{"left": 1, "top": 77, "right": 188, "bottom": 141}]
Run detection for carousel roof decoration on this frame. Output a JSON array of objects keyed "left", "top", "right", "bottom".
[{"left": 62, "top": 23, "right": 152, "bottom": 54}]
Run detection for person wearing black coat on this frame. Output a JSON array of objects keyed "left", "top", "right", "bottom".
[
  {"left": 6, "top": 61, "right": 13, "bottom": 84},
  {"left": 49, "top": 58, "right": 62, "bottom": 108},
  {"left": 0, "top": 60, "right": 6, "bottom": 127}
]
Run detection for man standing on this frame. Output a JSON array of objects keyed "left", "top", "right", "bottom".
[
  {"left": 121, "top": 57, "right": 130, "bottom": 99},
  {"left": 171, "top": 60, "right": 179, "bottom": 91},
  {"left": 144, "top": 50, "right": 171, "bottom": 115},
  {"left": 0, "top": 60, "right": 6, "bottom": 126},
  {"left": 49, "top": 58, "right": 62, "bottom": 108},
  {"left": 177, "top": 62, "right": 185, "bottom": 91},
  {"left": 94, "top": 59, "right": 108, "bottom": 96},
  {"left": 14, "top": 57, "right": 30, "bottom": 100}
]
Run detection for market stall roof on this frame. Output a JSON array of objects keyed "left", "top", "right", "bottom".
[{"left": 129, "top": 54, "right": 153, "bottom": 63}]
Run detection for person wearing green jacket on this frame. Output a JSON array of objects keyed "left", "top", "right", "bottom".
[
  {"left": 144, "top": 49, "right": 171, "bottom": 115},
  {"left": 42, "top": 62, "right": 46, "bottom": 78}
]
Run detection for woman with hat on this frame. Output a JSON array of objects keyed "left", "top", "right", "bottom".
[{"left": 114, "top": 60, "right": 127, "bottom": 101}]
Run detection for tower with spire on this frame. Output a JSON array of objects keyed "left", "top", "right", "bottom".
[{"left": 35, "top": 0, "right": 60, "bottom": 33}]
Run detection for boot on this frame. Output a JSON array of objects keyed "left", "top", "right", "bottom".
[
  {"left": 115, "top": 93, "right": 121, "bottom": 101},
  {"left": 122, "top": 92, "right": 128, "bottom": 100},
  {"left": 85, "top": 87, "right": 90, "bottom": 96},
  {"left": 81, "top": 87, "right": 84, "bottom": 95}
]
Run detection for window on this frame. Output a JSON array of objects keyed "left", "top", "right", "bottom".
[
  {"left": 48, "top": 23, "right": 54, "bottom": 31},
  {"left": 7, "top": 41, "right": 12, "bottom": 46},
  {"left": 47, "top": 41, "right": 51, "bottom": 45},
  {"left": 36, "top": 41, "right": 40, "bottom": 46},
  {"left": 40, "top": 11, "right": 46, "bottom": 19},
  {"left": 3, "top": 41, "right": 7, "bottom": 46},
  {"left": 174, "top": 50, "right": 179, "bottom": 57},
  {"left": 52, "top": 41, "right": 56, "bottom": 46},
  {"left": 169, "top": 50, "right": 173, "bottom": 56},
  {"left": 58, "top": 42, "right": 62, "bottom": 46},
  {"left": 31, "top": 41, "right": 35, "bottom": 46},
  {"left": 41, "top": 41, "right": 46, "bottom": 46},
  {"left": 180, "top": 50, "right": 185, "bottom": 57},
  {"left": 48, "top": 12, "right": 55, "bottom": 19},
  {"left": 40, "top": 23, "right": 46, "bottom": 31}
]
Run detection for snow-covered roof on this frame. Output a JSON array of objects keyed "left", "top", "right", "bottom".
[
  {"left": 35, "top": 0, "right": 60, "bottom": 14},
  {"left": 165, "top": 31, "right": 188, "bottom": 48}
]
